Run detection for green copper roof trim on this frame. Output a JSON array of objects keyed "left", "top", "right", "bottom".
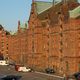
[
  {"left": 69, "top": 6, "right": 80, "bottom": 18},
  {"left": 35, "top": 1, "right": 61, "bottom": 14}
]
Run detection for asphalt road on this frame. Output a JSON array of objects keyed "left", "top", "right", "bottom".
[{"left": 0, "top": 65, "right": 64, "bottom": 80}]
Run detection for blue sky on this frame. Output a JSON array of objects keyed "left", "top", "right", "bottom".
[{"left": 0, "top": 0, "right": 80, "bottom": 32}]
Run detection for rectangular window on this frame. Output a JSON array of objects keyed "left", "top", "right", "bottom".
[
  {"left": 60, "top": 33, "right": 63, "bottom": 37},
  {"left": 60, "top": 41, "right": 63, "bottom": 45},
  {"left": 66, "top": 61, "right": 69, "bottom": 71}
]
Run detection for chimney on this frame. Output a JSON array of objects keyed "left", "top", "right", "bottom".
[
  {"left": 31, "top": 0, "right": 37, "bottom": 15},
  {"left": 18, "top": 20, "right": 21, "bottom": 31},
  {"left": 53, "top": 0, "right": 55, "bottom": 6},
  {"left": 32, "top": 0, "right": 35, "bottom": 3}
]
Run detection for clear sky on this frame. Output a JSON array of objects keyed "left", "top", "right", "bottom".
[{"left": 0, "top": 0, "right": 80, "bottom": 32}]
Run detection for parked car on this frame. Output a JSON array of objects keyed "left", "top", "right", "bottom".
[
  {"left": 18, "top": 66, "right": 31, "bottom": 72},
  {"left": 1, "top": 75, "right": 22, "bottom": 80},
  {"left": 45, "top": 68, "right": 55, "bottom": 74},
  {"left": 15, "top": 65, "right": 32, "bottom": 72},
  {"left": 73, "top": 72, "right": 80, "bottom": 80}
]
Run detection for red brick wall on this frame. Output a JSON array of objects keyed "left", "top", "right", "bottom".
[
  {"left": 7, "top": 2, "right": 80, "bottom": 75},
  {"left": 8, "top": 19, "right": 80, "bottom": 75},
  {"left": 0, "top": 28, "right": 8, "bottom": 59}
]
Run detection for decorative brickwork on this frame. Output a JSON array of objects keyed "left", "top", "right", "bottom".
[{"left": 7, "top": 0, "right": 80, "bottom": 75}]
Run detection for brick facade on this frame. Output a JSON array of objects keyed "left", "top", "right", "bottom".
[
  {"left": 0, "top": 25, "right": 9, "bottom": 60},
  {"left": 7, "top": 0, "right": 80, "bottom": 75}
]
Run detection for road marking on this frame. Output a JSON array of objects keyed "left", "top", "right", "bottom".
[{"left": 35, "top": 71, "right": 64, "bottom": 79}]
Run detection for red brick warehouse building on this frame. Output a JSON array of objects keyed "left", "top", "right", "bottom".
[
  {"left": 0, "top": 25, "right": 10, "bottom": 60},
  {"left": 7, "top": 0, "right": 80, "bottom": 75}
]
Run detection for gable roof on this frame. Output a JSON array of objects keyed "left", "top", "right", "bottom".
[
  {"left": 35, "top": 1, "right": 52, "bottom": 14},
  {"left": 37, "top": 1, "right": 62, "bottom": 23},
  {"left": 36, "top": 1, "right": 80, "bottom": 22},
  {"left": 35, "top": 1, "right": 61, "bottom": 14}
]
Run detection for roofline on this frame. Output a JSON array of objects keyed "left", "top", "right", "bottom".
[
  {"left": 37, "top": 6, "right": 52, "bottom": 15},
  {"left": 35, "top": 1, "right": 53, "bottom": 15},
  {"left": 37, "top": 1, "right": 62, "bottom": 15},
  {"left": 35, "top": 1, "right": 52, "bottom": 3}
]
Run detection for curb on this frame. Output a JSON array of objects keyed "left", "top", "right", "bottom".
[{"left": 35, "top": 71, "right": 64, "bottom": 79}]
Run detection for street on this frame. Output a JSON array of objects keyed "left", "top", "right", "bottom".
[{"left": 0, "top": 65, "right": 64, "bottom": 80}]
